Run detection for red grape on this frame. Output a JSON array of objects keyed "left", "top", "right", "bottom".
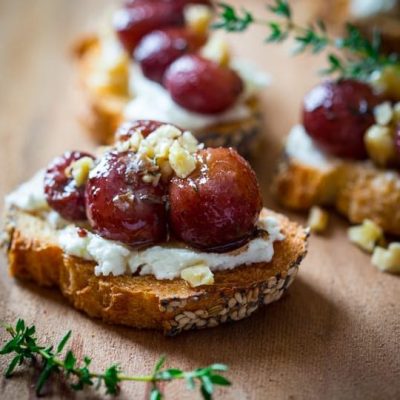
[
  {"left": 164, "top": 54, "right": 244, "bottom": 114},
  {"left": 169, "top": 147, "right": 262, "bottom": 250},
  {"left": 135, "top": 28, "right": 206, "bottom": 83},
  {"left": 44, "top": 151, "right": 95, "bottom": 221},
  {"left": 303, "top": 79, "right": 383, "bottom": 159},
  {"left": 115, "top": 120, "right": 166, "bottom": 142},
  {"left": 85, "top": 151, "right": 167, "bottom": 246},
  {"left": 395, "top": 123, "right": 400, "bottom": 155},
  {"left": 125, "top": 0, "right": 213, "bottom": 9},
  {"left": 113, "top": 2, "right": 184, "bottom": 54}
]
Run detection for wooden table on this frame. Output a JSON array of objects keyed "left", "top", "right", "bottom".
[{"left": 0, "top": 1, "right": 399, "bottom": 399}]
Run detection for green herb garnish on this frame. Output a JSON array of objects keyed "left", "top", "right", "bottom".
[
  {"left": 213, "top": 0, "right": 400, "bottom": 80},
  {"left": 0, "top": 319, "right": 230, "bottom": 399}
]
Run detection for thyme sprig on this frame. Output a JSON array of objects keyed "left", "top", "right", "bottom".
[
  {"left": 0, "top": 319, "right": 230, "bottom": 399},
  {"left": 213, "top": 0, "right": 400, "bottom": 79}
]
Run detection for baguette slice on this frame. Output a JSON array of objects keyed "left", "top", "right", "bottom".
[
  {"left": 273, "top": 125, "right": 400, "bottom": 235},
  {"left": 3, "top": 207, "right": 308, "bottom": 336},
  {"left": 74, "top": 36, "right": 263, "bottom": 155}
]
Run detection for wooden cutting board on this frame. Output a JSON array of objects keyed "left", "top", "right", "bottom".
[{"left": 0, "top": 1, "right": 399, "bottom": 399}]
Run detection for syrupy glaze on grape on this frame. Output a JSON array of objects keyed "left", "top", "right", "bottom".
[
  {"left": 42, "top": 121, "right": 263, "bottom": 252},
  {"left": 114, "top": 0, "right": 212, "bottom": 54},
  {"left": 85, "top": 151, "right": 168, "bottom": 246},
  {"left": 396, "top": 123, "right": 400, "bottom": 155},
  {"left": 169, "top": 147, "right": 262, "bottom": 249},
  {"left": 134, "top": 28, "right": 207, "bottom": 83},
  {"left": 112, "top": 0, "right": 249, "bottom": 116},
  {"left": 113, "top": 3, "right": 184, "bottom": 54},
  {"left": 164, "top": 55, "right": 244, "bottom": 114},
  {"left": 303, "top": 79, "right": 383, "bottom": 159},
  {"left": 115, "top": 119, "right": 166, "bottom": 141},
  {"left": 44, "top": 151, "right": 95, "bottom": 221}
]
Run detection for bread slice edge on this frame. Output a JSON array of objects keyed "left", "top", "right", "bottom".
[{"left": 3, "top": 207, "right": 308, "bottom": 335}]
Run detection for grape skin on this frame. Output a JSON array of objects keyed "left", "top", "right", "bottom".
[
  {"left": 44, "top": 151, "right": 95, "bottom": 221},
  {"left": 164, "top": 54, "right": 244, "bottom": 114},
  {"left": 169, "top": 147, "right": 262, "bottom": 250},
  {"left": 135, "top": 28, "right": 206, "bottom": 83},
  {"left": 85, "top": 151, "right": 168, "bottom": 246},
  {"left": 303, "top": 79, "right": 383, "bottom": 159}
]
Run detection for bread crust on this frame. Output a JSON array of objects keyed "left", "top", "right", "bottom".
[
  {"left": 273, "top": 153, "right": 400, "bottom": 235},
  {"left": 74, "top": 36, "right": 264, "bottom": 154},
  {"left": 4, "top": 208, "right": 308, "bottom": 335}
]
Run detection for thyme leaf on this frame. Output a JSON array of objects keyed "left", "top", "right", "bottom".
[
  {"left": 214, "top": 0, "right": 400, "bottom": 79},
  {"left": 0, "top": 319, "right": 231, "bottom": 399}
]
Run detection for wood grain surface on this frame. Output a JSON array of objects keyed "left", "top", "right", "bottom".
[{"left": 0, "top": 1, "right": 399, "bottom": 399}]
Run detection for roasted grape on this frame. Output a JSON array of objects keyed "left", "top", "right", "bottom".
[
  {"left": 303, "top": 79, "right": 383, "bottom": 159},
  {"left": 169, "top": 147, "right": 262, "bottom": 250},
  {"left": 395, "top": 123, "right": 400, "bottom": 156},
  {"left": 115, "top": 120, "right": 166, "bottom": 142},
  {"left": 113, "top": 2, "right": 184, "bottom": 54},
  {"left": 164, "top": 54, "right": 243, "bottom": 114},
  {"left": 44, "top": 151, "right": 95, "bottom": 221},
  {"left": 135, "top": 28, "right": 206, "bottom": 83},
  {"left": 85, "top": 151, "right": 167, "bottom": 246}
]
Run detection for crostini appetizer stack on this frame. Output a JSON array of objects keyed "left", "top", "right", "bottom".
[
  {"left": 4, "top": 121, "right": 308, "bottom": 335},
  {"left": 75, "top": 0, "right": 268, "bottom": 154}
]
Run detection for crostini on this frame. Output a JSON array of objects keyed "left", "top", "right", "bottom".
[
  {"left": 273, "top": 77, "right": 400, "bottom": 235},
  {"left": 3, "top": 121, "right": 308, "bottom": 335},
  {"left": 74, "top": 0, "right": 268, "bottom": 154}
]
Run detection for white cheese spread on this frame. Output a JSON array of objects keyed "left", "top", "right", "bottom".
[
  {"left": 58, "top": 213, "right": 284, "bottom": 279},
  {"left": 7, "top": 172, "right": 284, "bottom": 280},
  {"left": 285, "top": 125, "right": 338, "bottom": 169},
  {"left": 350, "top": 0, "right": 397, "bottom": 19},
  {"left": 5, "top": 170, "right": 48, "bottom": 212},
  {"left": 124, "top": 61, "right": 269, "bottom": 131}
]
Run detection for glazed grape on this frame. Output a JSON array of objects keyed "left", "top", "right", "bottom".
[
  {"left": 44, "top": 151, "right": 95, "bottom": 221},
  {"left": 113, "top": 2, "right": 184, "bottom": 54},
  {"left": 395, "top": 123, "right": 400, "bottom": 156},
  {"left": 164, "top": 54, "right": 244, "bottom": 114},
  {"left": 169, "top": 147, "right": 262, "bottom": 250},
  {"left": 135, "top": 28, "right": 206, "bottom": 83},
  {"left": 85, "top": 151, "right": 167, "bottom": 246},
  {"left": 303, "top": 79, "right": 383, "bottom": 159},
  {"left": 115, "top": 120, "right": 166, "bottom": 142},
  {"left": 125, "top": 0, "right": 212, "bottom": 8}
]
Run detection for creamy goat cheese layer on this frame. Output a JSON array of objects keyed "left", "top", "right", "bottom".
[
  {"left": 6, "top": 171, "right": 284, "bottom": 279},
  {"left": 285, "top": 125, "right": 339, "bottom": 169},
  {"left": 124, "top": 62, "right": 269, "bottom": 131},
  {"left": 350, "top": 0, "right": 397, "bottom": 18},
  {"left": 58, "top": 214, "right": 284, "bottom": 279},
  {"left": 95, "top": 33, "right": 269, "bottom": 131}
]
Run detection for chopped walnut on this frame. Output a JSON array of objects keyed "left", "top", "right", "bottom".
[
  {"left": 307, "top": 206, "right": 329, "bottom": 234},
  {"left": 184, "top": 4, "right": 213, "bottom": 35},
  {"left": 348, "top": 219, "right": 384, "bottom": 253},
  {"left": 201, "top": 34, "right": 231, "bottom": 67},
  {"left": 372, "top": 243, "right": 400, "bottom": 274},
  {"left": 181, "top": 265, "right": 215, "bottom": 287}
]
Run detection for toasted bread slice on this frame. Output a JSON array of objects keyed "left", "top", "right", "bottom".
[
  {"left": 74, "top": 36, "right": 264, "bottom": 154},
  {"left": 3, "top": 207, "right": 308, "bottom": 335},
  {"left": 273, "top": 125, "right": 400, "bottom": 235}
]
